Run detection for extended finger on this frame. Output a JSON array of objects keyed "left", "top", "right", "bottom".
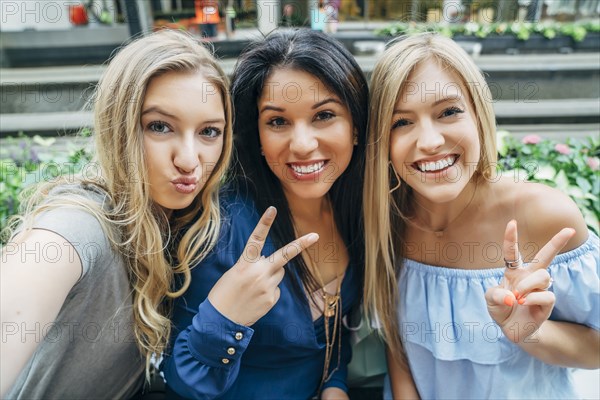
[
  {"left": 513, "top": 269, "right": 552, "bottom": 298},
  {"left": 503, "top": 220, "right": 522, "bottom": 269},
  {"left": 242, "top": 207, "right": 277, "bottom": 263},
  {"left": 269, "top": 233, "right": 319, "bottom": 271},
  {"left": 528, "top": 228, "right": 576, "bottom": 271}
]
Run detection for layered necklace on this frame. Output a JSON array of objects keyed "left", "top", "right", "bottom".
[{"left": 297, "top": 200, "right": 344, "bottom": 394}]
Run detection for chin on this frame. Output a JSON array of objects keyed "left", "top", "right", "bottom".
[
  {"left": 412, "top": 183, "right": 468, "bottom": 204},
  {"left": 156, "top": 198, "right": 196, "bottom": 212},
  {"left": 284, "top": 184, "right": 332, "bottom": 202}
]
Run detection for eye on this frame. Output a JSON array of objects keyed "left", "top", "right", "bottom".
[
  {"left": 200, "top": 126, "right": 222, "bottom": 138},
  {"left": 391, "top": 118, "right": 410, "bottom": 130},
  {"left": 440, "top": 106, "right": 464, "bottom": 118},
  {"left": 147, "top": 121, "right": 172, "bottom": 134},
  {"left": 314, "top": 111, "right": 335, "bottom": 122},
  {"left": 266, "top": 117, "right": 287, "bottom": 129}
]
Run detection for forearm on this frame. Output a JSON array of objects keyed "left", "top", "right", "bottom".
[
  {"left": 163, "top": 299, "right": 254, "bottom": 399},
  {"left": 519, "top": 320, "right": 600, "bottom": 369},
  {"left": 387, "top": 348, "right": 420, "bottom": 400}
]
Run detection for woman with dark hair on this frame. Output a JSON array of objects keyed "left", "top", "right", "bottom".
[{"left": 162, "top": 29, "right": 368, "bottom": 399}]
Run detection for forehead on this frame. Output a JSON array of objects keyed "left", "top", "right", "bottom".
[
  {"left": 259, "top": 67, "right": 336, "bottom": 104},
  {"left": 145, "top": 70, "right": 220, "bottom": 99},
  {"left": 399, "top": 60, "right": 468, "bottom": 102}
]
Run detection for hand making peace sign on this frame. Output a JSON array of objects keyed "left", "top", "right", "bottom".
[
  {"left": 208, "top": 207, "right": 319, "bottom": 327},
  {"left": 485, "top": 220, "right": 575, "bottom": 343}
]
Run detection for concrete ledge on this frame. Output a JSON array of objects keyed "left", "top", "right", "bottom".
[
  {"left": 1, "top": 111, "right": 93, "bottom": 134},
  {"left": 493, "top": 98, "right": 600, "bottom": 117},
  {"left": 2, "top": 53, "right": 597, "bottom": 85}
]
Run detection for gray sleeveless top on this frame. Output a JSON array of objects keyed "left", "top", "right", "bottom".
[{"left": 7, "top": 185, "right": 144, "bottom": 399}]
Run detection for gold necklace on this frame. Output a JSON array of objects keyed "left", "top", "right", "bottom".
[
  {"left": 409, "top": 181, "right": 478, "bottom": 237},
  {"left": 296, "top": 199, "right": 344, "bottom": 393}
]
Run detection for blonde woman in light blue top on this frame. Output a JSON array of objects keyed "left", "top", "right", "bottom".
[{"left": 363, "top": 33, "right": 599, "bottom": 399}]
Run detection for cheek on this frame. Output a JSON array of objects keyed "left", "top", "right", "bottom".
[
  {"left": 143, "top": 140, "right": 160, "bottom": 176},
  {"left": 389, "top": 134, "right": 406, "bottom": 165},
  {"left": 258, "top": 132, "right": 280, "bottom": 163},
  {"left": 199, "top": 140, "right": 224, "bottom": 179}
]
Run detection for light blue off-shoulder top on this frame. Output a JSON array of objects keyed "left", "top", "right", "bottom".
[{"left": 386, "top": 231, "right": 599, "bottom": 399}]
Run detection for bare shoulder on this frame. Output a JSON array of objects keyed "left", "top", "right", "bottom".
[
  {"left": 513, "top": 180, "right": 589, "bottom": 252},
  {"left": 5, "top": 228, "right": 83, "bottom": 279}
]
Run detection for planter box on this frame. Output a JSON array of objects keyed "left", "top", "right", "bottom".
[
  {"left": 451, "top": 33, "right": 599, "bottom": 54},
  {"left": 0, "top": 25, "right": 129, "bottom": 68}
]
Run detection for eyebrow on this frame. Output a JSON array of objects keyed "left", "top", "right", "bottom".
[
  {"left": 141, "top": 106, "right": 179, "bottom": 120},
  {"left": 312, "top": 98, "right": 343, "bottom": 109},
  {"left": 392, "top": 95, "right": 463, "bottom": 115},
  {"left": 142, "top": 106, "right": 225, "bottom": 125},
  {"left": 258, "top": 97, "right": 343, "bottom": 114}
]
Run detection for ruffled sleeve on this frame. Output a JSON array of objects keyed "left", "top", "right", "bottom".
[{"left": 548, "top": 231, "right": 600, "bottom": 331}]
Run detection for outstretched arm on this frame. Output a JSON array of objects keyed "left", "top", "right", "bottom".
[{"left": 1, "top": 230, "right": 81, "bottom": 396}]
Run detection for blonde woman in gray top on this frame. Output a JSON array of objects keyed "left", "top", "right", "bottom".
[{"left": 0, "top": 30, "right": 233, "bottom": 399}]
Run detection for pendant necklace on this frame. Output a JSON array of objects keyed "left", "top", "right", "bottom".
[{"left": 298, "top": 199, "right": 343, "bottom": 394}]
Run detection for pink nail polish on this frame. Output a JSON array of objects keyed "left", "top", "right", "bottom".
[{"left": 504, "top": 295, "right": 514, "bottom": 307}]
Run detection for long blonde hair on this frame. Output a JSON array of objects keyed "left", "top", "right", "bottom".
[
  {"left": 4, "top": 29, "right": 233, "bottom": 377},
  {"left": 363, "top": 33, "right": 497, "bottom": 363}
]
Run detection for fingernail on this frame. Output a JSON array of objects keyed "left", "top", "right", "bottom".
[
  {"left": 307, "top": 233, "right": 319, "bottom": 241},
  {"left": 265, "top": 206, "right": 276, "bottom": 217},
  {"left": 503, "top": 295, "right": 514, "bottom": 307},
  {"left": 518, "top": 297, "right": 526, "bottom": 305}
]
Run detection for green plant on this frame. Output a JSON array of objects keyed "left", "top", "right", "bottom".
[
  {"left": 376, "top": 21, "right": 599, "bottom": 42},
  {"left": 497, "top": 132, "right": 600, "bottom": 234},
  {"left": 0, "top": 134, "right": 93, "bottom": 235}
]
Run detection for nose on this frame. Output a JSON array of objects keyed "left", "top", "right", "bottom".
[
  {"left": 416, "top": 120, "right": 445, "bottom": 153},
  {"left": 173, "top": 135, "right": 199, "bottom": 173},
  {"left": 289, "top": 124, "right": 318, "bottom": 156}
]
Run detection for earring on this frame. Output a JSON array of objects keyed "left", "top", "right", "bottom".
[
  {"left": 353, "top": 134, "right": 358, "bottom": 146},
  {"left": 260, "top": 147, "right": 265, "bottom": 156},
  {"left": 389, "top": 161, "right": 401, "bottom": 194}
]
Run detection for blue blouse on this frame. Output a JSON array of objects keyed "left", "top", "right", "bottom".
[
  {"left": 385, "top": 231, "right": 600, "bottom": 399},
  {"left": 162, "top": 194, "right": 361, "bottom": 399}
]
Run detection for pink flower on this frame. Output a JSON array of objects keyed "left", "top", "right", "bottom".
[
  {"left": 521, "top": 134, "right": 542, "bottom": 144},
  {"left": 587, "top": 157, "right": 600, "bottom": 171},
  {"left": 554, "top": 143, "right": 571, "bottom": 155}
]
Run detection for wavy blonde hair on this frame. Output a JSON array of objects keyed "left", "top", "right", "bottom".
[
  {"left": 363, "top": 33, "right": 497, "bottom": 364},
  {"left": 4, "top": 29, "right": 233, "bottom": 377}
]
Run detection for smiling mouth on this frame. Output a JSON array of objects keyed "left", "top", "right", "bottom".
[
  {"left": 414, "top": 155, "right": 458, "bottom": 173},
  {"left": 288, "top": 161, "right": 326, "bottom": 175}
]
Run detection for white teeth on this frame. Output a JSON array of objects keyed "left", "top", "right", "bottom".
[
  {"left": 291, "top": 161, "right": 325, "bottom": 174},
  {"left": 417, "top": 155, "right": 456, "bottom": 172}
]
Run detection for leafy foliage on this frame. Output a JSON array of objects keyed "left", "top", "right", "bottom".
[
  {"left": 376, "top": 21, "right": 600, "bottom": 41},
  {"left": 497, "top": 131, "right": 599, "bottom": 234},
  {"left": 0, "top": 134, "right": 94, "bottom": 233}
]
